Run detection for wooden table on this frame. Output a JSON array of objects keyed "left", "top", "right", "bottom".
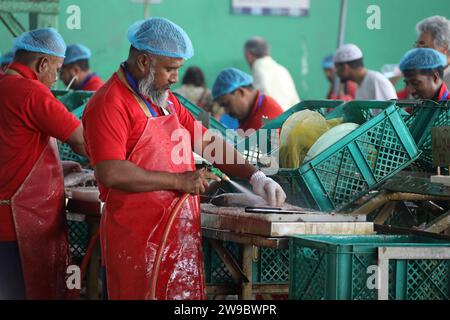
[
  {"left": 202, "top": 227, "right": 289, "bottom": 300},
  {"left": 201, "top": 203, "right": 374, "bottom": 300}
]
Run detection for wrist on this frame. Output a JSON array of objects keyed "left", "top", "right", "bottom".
[{"left": 172, "top": 172, "right": 182, "bottom": 191}]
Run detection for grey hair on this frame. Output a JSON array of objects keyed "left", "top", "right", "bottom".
[
  {"left": 416, "top": 15, "right": 450, "bottom": 52},
  {"left": 244, "top": 37, "right": 270, "bottom": 58}
]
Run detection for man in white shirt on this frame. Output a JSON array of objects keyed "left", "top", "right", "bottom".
[
  {"left": 415, "top": 16, "right": 450, "bottom": 89},
  {"left": 333, "top": 44, "right": 398, "bottom": 101},
  {"left": 244, "top": 37, "right": 300, "bottom": 111}
]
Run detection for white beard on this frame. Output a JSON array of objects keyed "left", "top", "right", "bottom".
[{"left": 138, "top": 68, "right": 168, "bottom": 109}]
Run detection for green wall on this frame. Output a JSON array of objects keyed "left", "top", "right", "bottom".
[{"left": 1, "top": 0, "right": 450, "bottom": 98}]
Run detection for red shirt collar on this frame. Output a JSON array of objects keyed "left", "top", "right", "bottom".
[
  {"left": 240, "top": 91, "right": 262, "bottom": 128},
  {"left": 8, "top": 62, "right": 38, "bottom": 80},
  {"left": 438, "top": 82, "right": 449, "bottom": 101}
]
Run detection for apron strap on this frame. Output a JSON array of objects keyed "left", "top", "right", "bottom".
[
  {"left": 5, "top": 69, "right": 21, "bottom": 77},
  {"left": 116, "top": 67, "right": 153, "bottom": 118}
]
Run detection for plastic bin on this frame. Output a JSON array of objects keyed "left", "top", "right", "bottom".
[
  {"left": 202, "top": 240, "right": 289, "bottom": 284},
  {"left": 289, "top": 234, "right": 450, "bottom": 300},
  {"left": 173, "top": 92, "right": 242, "bottom": 145},
  {"left": 271, "top": 103, "right": 420, "bottom": 211},
  {"left": 402, "top": 100, "right": 450, "bottom": 171},
  {"left": 67, "top": 215, "right": 89, "bottom": 261},
  {"left": 57, "top": 104, "right": 89, "bottom": 164},
  {"left": 53, "top": 90, "right": 94, "bottom": 112},
  {"left": 235, "top": 100, "right": 345, "bottom": 164}
]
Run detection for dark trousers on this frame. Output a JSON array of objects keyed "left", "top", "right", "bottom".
[
  {"left": 101, "top": 266, "right": 108, "bottom": 300},
  {"left": 0, "top": 242, "right": 26, "bottom": 300}
]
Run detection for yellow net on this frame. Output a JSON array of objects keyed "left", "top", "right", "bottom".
[{"left": 279, "top": 110, "right": 343, "bottom": 168}]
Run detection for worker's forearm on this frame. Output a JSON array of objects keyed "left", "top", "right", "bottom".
[
  {"left": 202, "top": 137, "right": 257, "bottom": 181},
  {"left": 66, "top": 125, "right": 88, "bottom": 157},
  {"left": 70, "top": 142, "right": 88, "bottom": 157},
  {"left": 95, "top": 160, "right": 179, "bottom": 193}
]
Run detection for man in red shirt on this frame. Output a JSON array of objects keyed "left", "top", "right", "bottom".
[
  {"left": 0, "top": 51, "right": 13, "bottom": 74},
  {"left": 82, "top": 17, "right": 286, "bottom": 300},
  {"left": 0, "top": 28, "right": 86, "bottom": 299},
  {"left": 59, "top": 44, "right": 104, "bottom": 91},
  {"left": 212, "top": 68, "right": 284, "bottom": 135},
  {"left": 399, "top": 48, "right": 449, "bottom": 101}
]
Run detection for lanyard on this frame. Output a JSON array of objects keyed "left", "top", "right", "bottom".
[
  {"left": 441, "top": 90, "right": 449, "bottom": 101},
  {"left": 256, "top": 94, "right": 264, "bottom": 111},
  {"left": 120, "top": 63, "right": 158, "bottom": 117},
  {"left": 75, "top": 72, "right": 95, "bottom": 91}
]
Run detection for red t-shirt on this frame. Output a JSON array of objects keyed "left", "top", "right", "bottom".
[
  {"left": 438, "top": 82, "right": 449, "bottom": 101},
  {"left": 239, "top": 91, "right": 284, "bottom": 133},
  {"left": 327, "top": 81, "right": 357, "bottom": 101},
  {"left": 82, "top": 71, "right": 207, "bottom": 201},
  {"left": 78, "top": 73, "right": 104, "bottom": 91},
  {"left": 397, "top": 87, "right": 411, "bottom": 99},
  {"left": 0, "top": 62, "right": 81, "bottom": 241}
]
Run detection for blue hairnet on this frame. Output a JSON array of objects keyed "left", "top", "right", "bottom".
[
  {"left": 13, "top": 28, "right": 66, "bottom": 58},
  {"left": 0, "top": 51, "right": 14, "bottom": 65},
  {"left": 127, "top": 17, "right": 194, "bottom": 60},
  {"left": 212, "top": 68, "right": 254, "bottom": 100},
  {"left": 321, "top": 54, "right": 334, "bottom": 69},
  {"left": 64, "top": 44, "right": 92, "bottom": 65},
  {"left": 399, "top": 48, "right": 447, "bottom": 72}
]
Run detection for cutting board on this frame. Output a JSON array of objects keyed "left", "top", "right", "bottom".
[{"left": 201, "top": 204, "right": 374, "bottom": 237}]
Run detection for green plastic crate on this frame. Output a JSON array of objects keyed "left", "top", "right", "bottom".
[
  {"left": 326, "top": 100, "right": 411, "bottom": 124},
  {"left": 67, "top": 217, "right": 89, "bottom": 261},
  {"left": 58, "top": 104, "right": 89, "bottom": 164},
  {"left": 202, "top": 240, "right": 289, "bottom": 284},
  {"left": 53, "top": 90, "right": 94, "bottom": 112},
  {"left": 272, "top": 103, "right": 420, "bottom": 212},
  {"left": 173, "top": 92, "right": 242, "bottom": 145},
  {"left": 235, "top": 100, "right": 345, "bottom": 164},
  {"left": 289, "top": 235, "right": 450, "bottom": 300},
  {"left": 403, "top": 100, "right": 450, "bottom": 171}
]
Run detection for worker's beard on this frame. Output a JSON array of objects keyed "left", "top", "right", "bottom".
[{"left": 139, "top": 67, "right": 169, "bottom": 109}]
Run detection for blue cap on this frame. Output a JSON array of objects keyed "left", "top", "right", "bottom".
[
  {"left": 399, "top": 48, "right": 447, "bottom": 72},
  {"left": 64, "top": 44, "right": 92, "bottom": 65},
  {"left": 127, "top": 17, "right": 194, "bottom": 60},
  {"left": 13, "top": 28, "right": 66, "bottom": 58},
  {"left": 212, "top": 68, "right": 254, "bottom": 100},
  {"left": 321, "top": 54, "right": 334, "bottom": 69},
  {"left": 0, "top": 51, "right": 14, "bottom": 65}
]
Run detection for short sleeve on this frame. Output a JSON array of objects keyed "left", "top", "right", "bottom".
[
  {"left": 25, "top": 88, "right": 80, "bottom": 142},
  {"left": 82, "top": 99, "right": 130, "bottom": 166}
]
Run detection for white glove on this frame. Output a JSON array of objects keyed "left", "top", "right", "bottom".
[{"left": 250, "top": 171, "right": 287, "bottom": 207}]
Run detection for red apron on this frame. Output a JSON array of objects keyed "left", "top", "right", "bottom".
[
  {"left": 10, "top": 138, "right": 69, "bottom": 299},
  {"left": 101, "top": 70, "right": 206, "bottom": 300}
]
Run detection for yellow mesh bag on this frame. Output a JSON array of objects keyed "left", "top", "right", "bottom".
[{"left": 279, "top": 110, "right": 343, "bottom": 168}]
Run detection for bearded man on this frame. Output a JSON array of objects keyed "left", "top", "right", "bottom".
[{"left": 82, "top": 18, "right": 286, "bottom": 300}]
